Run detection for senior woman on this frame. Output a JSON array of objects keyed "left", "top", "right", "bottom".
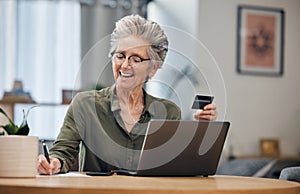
[{"left": 37, "top": 15, "right": 217, "bottom": 175}]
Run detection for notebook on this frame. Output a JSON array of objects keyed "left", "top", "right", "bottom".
[{"left": 115, "top": 120, "right": 230, "bottom": 177}]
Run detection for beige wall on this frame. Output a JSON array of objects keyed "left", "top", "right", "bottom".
[{"left": 197, "top": 0, "right": 300, "bottom": 156}]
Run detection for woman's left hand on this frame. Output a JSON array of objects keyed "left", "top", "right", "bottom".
[{"left": 193, "top": 103, "right": 218, "bottom": 121}]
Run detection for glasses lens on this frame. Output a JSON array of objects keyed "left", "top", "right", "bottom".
[
  {"left": 129, "top": 56, "right": 142, "bottom": 63},
  {"left": 113, "top": 53, "right": 125, "bottom": 63}
]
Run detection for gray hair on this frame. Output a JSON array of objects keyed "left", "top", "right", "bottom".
[{"left": 109, "top": 14, "right": 168, "bottom": 67}]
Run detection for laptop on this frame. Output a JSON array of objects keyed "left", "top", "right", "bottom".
[{"left": 115, "top": 120, "right": 230, "bottom": 177}]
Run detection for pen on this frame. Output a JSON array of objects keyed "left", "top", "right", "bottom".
[{"left": 42, "top": 140, "right": 51, "bottom": 164}]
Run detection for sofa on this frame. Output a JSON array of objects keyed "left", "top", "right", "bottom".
[{"left": 216, "top": 157, "right": 300, "bottom": 181}]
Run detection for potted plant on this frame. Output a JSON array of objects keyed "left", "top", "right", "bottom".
[{"left": 0, "top": 106, "right": 38, "bottom": 177}]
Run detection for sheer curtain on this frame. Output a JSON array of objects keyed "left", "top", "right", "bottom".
[
  {"left": 0, "top": 0, "right": 17, "bottom": 94},
  {"left": 0, "top": 0, "right": 81, "bottom": 103},
  {"left": 0, "top": 0, "right": 81, "bottom": 139},
  {"left": 17, "top": 0, "right": 81, "bottom": 103}
]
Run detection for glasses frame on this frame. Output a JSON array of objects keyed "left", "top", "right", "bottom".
[{"left": 112, "top": 52, "right": 151, "bottom": 65}]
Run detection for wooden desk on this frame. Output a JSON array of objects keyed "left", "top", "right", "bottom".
[{"left": 0, "top": 174, "right": 299, "bottom": 194}]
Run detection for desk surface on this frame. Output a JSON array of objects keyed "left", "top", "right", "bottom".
[{"left": 0, "top": 174, "right": 299, "bottom": 194}]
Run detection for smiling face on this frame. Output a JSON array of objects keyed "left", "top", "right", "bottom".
[{"left": 112, "top": 36, "right": 159, "bottom": 91}]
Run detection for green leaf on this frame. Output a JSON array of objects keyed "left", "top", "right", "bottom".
[
  {"left": 17, "top": 109, "right": 30, "bottom": 135},
  {"left": 20, "top": 105, "right": 38, "bottom": 127},
  {"left": 19, "top": 109, "right": 27, "bottom": 129},
  {"left": 16, "top": 123, "right": 30, "bottom": 135},
  {"left": 0, "top": 107, "right": 19, "bottom": 135},
  {"left": 0, "top": 107, "right": 15, "bottom": 124},
  {"left": 0, "top": 106, "right": 38, "bottom": 135},
  {"left": 1, "top": 123, "right": 18, "bottom": 135}
]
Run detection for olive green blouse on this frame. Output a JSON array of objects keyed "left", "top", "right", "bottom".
[{"left": 49, "top": 85, "right": 181, "bottom": 172}]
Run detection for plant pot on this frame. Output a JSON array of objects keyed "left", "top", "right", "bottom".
[{"left": 0, "top": 135, "right": 38, "bottom": 177}]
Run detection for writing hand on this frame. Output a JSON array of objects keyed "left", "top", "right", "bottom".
[{"left": 37, "top": 154, "right": 61, "bottom": 175}]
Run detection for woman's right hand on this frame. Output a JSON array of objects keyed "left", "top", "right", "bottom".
[{"left": 37, "top": 154, "right": 61, "bottom": 175}]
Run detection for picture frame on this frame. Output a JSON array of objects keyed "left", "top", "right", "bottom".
[
  {"left": 260, "top": 138, "right": 280, "bottom": 157},
  {"left": 237, "top": 5, "right": 285, "bottom": 76}
]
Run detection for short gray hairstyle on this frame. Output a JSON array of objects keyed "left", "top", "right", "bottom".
[{"left": 109, "top": 14, "right": 168, "bottom": 67}]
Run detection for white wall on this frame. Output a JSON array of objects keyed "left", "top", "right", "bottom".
[
  {"left": 197, "top": 0, "right": 300, "bottom": 156},
  {"left": 148, "top": 0, "right": 228, "bottom": 121}
]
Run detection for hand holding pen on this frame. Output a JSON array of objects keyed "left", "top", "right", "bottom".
[
  {"left": 42, "top": 140, "right": 51, "bottom": 164},
  {"left": 37, "top": 140, "right": 62, "bottom": 175}
]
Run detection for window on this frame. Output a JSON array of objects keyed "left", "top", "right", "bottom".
[
  {"left": 0, "top": 0, "right": 81, "bottom": 140},
  {"left": 0, "top": 0, "right": 81, "bottom": 103}
]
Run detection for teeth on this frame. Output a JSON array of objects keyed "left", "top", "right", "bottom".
[{"left": 120, "top": 72, "right": 133, "bottom": 78}]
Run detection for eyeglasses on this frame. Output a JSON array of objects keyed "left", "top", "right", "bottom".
[{"left": 112, "top": 52, "right": 151, "bottom": 65}]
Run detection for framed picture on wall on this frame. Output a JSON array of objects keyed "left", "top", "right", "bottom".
[
  {"left": 236, "top": 5, "right": 284, "bottom": 76},
  {"left": 260, "top": 138, "right": 280, "bottom": 157}
]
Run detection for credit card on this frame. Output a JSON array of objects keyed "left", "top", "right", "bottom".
[{"left": 191, "top": 95, "right": 214, "bottom": 109}]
